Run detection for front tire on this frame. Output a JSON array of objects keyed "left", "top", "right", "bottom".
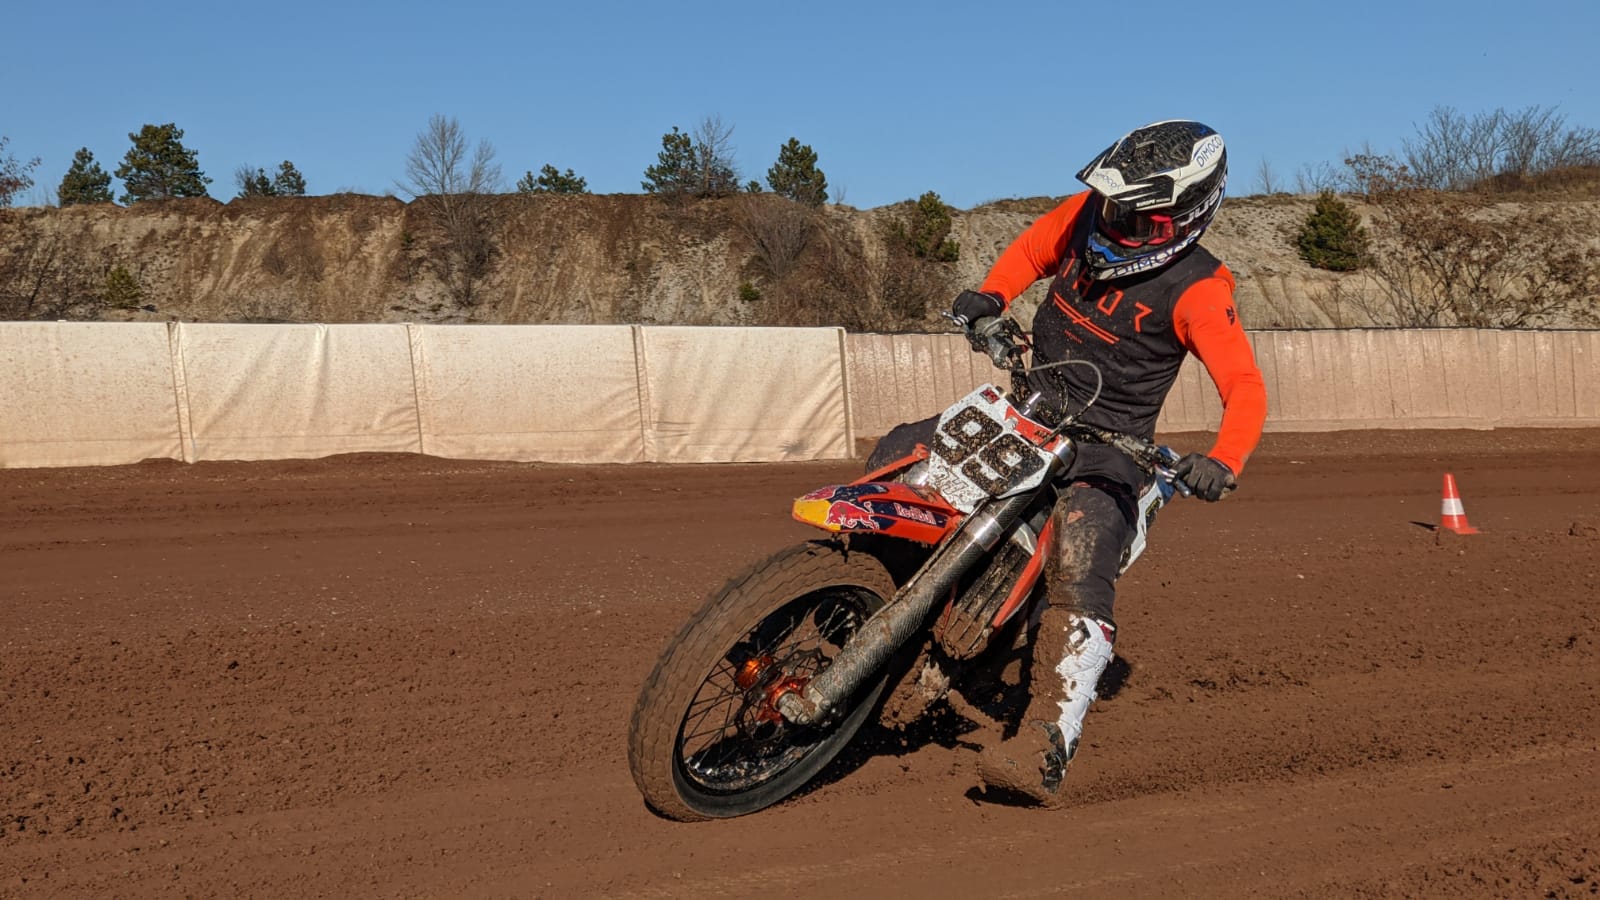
[{"left": 627, "top": 541, "right": 897, "bottom": 821}]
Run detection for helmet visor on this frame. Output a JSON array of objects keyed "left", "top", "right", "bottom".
[{"left": 1097, "top": 196, "right": 1176, "bottom": 248}]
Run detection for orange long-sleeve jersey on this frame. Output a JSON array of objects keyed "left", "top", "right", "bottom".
[{"left": 979, "top": 192, "right": 1267, "bottom": 474}]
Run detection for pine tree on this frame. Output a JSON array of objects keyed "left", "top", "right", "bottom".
[
  {"left": 114, "top": 123, "right": 211, "bottom": 203},
  {"left": 1296, "top": 191, "right": 1370, "bottom": 271},
  {"left": 766, "top": 138, "right": 828, "bottom": 206},
  {"left": 886, "top": 191, "right": 960, "bottom": 261},
  {"left": 642, "top": 127, "right": 699, "bottom": 200},
  {"left": 517, "top": 163, "right": 587, "bottom": 194},
  {"left": 57, "top": 147, "right": 114, "bottom": 206},
  {"left": 235, "top": 166, "right": 274, "bottom": 198},
  {"left": 272, "top": 160, "right": 306, "bottom": 196}
]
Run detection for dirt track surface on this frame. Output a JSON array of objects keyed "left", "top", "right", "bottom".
[{"left": 4, "top": 429, "right": 1600, "bottom": 898}]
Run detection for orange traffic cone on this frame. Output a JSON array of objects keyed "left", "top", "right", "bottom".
[{"left": 1439, "top": 473, "right": 1479, "bottom": 534}]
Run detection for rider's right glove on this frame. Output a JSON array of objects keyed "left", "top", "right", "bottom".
[
  {"left": 950, "top": 289, "right": 1005, "bottom": 328},
  {"left": 1172, "top": 453, "right": 1236, "bottom": 502}
]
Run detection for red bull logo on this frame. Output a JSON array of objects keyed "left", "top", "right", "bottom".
[
  {"left": 892, "top": 502, "right": 939, "bottom": 525},
  {"left": 825, "top": 500, "right": 879, "bottom": 530}
]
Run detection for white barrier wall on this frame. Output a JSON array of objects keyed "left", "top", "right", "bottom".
[
  {"left": 0, "top": 323, "right": 853, "bottom": 468},
  {"left": 844, "top": 329, "right": 1600, "bottom": 439},
  {"left": 4, "top": 324, "right": 1599, "bottom": 470},
  {"left": 176, "top": 323, "right": 422, "bottom": 462},
  {"left": 411, "top": 325, "right": 645, "bottom": 464},
  {"left": 0, "top": 323, "right": 182, "bottom": 468},
  {"left": 637, "top": 327, "right": 850, "bottom": 462}
]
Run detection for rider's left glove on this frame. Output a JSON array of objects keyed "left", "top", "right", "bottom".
[
  {"left": 950, "top": 290, "right": 1005, "bottom": 327},
  {"left": 1172, "top": 453, "right": 1235, "bottom": 502}
]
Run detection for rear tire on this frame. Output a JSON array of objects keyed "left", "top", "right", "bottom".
[{"left": 627, "top": 541, "right": 896, "bottom": 821}]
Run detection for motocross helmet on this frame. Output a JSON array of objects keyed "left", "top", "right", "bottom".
[{"left": 1076, "top": 120, "right": 1227, "bottom": 280}]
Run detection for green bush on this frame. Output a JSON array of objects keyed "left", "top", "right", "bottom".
[
  {"left": 517, "top": 164, "right": 588, "bottom": 194},
  {"left": 738, "top": 281, "right": 761, "bottom": 302},
  {"left": 1297, "top": 191, "right": 1370, "bottom": 271},
  {"left": 103, "top": 266, "right": 142, "bottom": 307},
  {"left": 886, "top": 191, "right": 959, "bottom": 262}
]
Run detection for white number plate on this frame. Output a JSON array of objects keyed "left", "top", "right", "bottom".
[{"left": 925, "top": 386, "right": 1057, "bottom": 513}]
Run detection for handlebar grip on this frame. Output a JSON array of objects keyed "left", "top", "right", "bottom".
[{"left": 1153, "top": 445, "right": 1194, "bottom": 497}]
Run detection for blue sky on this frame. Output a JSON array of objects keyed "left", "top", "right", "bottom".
[{"left": 6, "top": 0, "right": 1598, "bottom": 210}]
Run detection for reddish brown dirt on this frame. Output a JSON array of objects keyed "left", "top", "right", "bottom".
[{"left": 4, "top": 429, "right": 1600, "bottom": 898}]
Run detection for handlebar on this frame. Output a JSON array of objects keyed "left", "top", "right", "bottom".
[
  {"left": 947, "top": 312, "right": 1203, "bottom": 496},
  {"left": 946, "top": 311, "right": 1205, "bottom": 499}
]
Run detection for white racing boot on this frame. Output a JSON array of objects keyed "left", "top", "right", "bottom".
[{"left": 977, "top": 608, "right": 1116, "bottom": 805}]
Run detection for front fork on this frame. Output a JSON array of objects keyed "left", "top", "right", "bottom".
[{"left": 775, "top": 440, "right": 1075, "bottom": 726}]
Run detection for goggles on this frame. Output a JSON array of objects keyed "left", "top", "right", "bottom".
[{"left": 1097, "top": 196, "right": 1176, "bottom": 248}]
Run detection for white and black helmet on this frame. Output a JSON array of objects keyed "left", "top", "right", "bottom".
[{"left": 1075, "top": 120, "right": 1227, "bottom": 279}]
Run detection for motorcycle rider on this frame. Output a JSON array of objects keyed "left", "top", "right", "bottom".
[{"left": 872, "top": 120, "right": 1267, "bottom": 804}]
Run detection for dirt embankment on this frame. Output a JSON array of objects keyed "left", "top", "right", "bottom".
[
  {"left": 0, "top": 192, "right": 1370, "bottom": 330},
  {"left": 1, "top": 191, "right": 1592, "bottom": 331}
]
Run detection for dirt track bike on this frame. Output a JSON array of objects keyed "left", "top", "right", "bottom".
[{"left": 627, "top": 316, "right": 1197, "bottom": 820}]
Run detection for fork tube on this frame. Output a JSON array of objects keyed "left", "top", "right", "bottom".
[{"left": 777, "top": 440, "right": 1075, "bottom": 725}]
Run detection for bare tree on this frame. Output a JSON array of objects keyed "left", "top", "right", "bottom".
[
  {"left": 1294, "top": 160, "right": 1341, "bottom": 195},
  {"left": 397, "top": 114, "right": 503, "bottom": 306},
  {"left": 0, "top": 136, "right": 42, "bottom": 208},
  {"left": 1539, "top": 122, "right": 1600, "bottom": 172},
  {"left": 1402, "top": 105, "right": 1600, "bottom": 191},
  {"left": 1499, "top": 106, "right": 1562, "bottom": 179},
  {"left": 1254, "top": 158, "right": 1280, "bottom": 195},
  {"left": 691, "top": 115, "right": 740, "bottom": 199}
]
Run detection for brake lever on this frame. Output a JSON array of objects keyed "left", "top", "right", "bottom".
[{"left": 969, "top": 316, "right": 1028, "bottom": 371}]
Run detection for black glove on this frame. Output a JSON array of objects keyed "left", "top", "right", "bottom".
[
  {"left": 1172, "top": 453, "right": 1235, "bottom": 501},
  {"left": 950, "top": 289, "right": 1004, "bottom": 327}
]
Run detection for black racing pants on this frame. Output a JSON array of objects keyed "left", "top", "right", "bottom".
[{"left": 866, "top": 416, "right": 1143, "bottom": 625}]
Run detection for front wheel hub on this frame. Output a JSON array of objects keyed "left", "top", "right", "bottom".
[{"left": 738, "top": 648, "right": 824, "bottom": 726}]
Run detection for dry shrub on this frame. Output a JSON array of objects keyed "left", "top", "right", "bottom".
[
  {"left": 262, "top": 223, "right": 326, "bottom": 281},
  {"left": 734, "top": 194, "right": 816, "bottom": 280},
  {"left": 1476, "top": 164, "right": 1600, "bottom": 199},
  {"left": 1353, "top": 186, "right": 1600, "bottom": 327},
  {"left": 871, "top": 246, "right": 949, "bottom": 328},
  {"left": 746, "top": 216, "right": 951, "bottom": 333},
  {"left": 0, "top": 219, "right": 99, "bottom": 319}
]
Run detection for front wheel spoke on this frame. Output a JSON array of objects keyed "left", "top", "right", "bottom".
[
  {"left": 813, "top": 604, "right": 858, "bottom": 645},
  {"left": 751, "top": 602, "right": 828, "bottom": 658},
  {"left": 681, "top": 703, "right": 735, "bottom": 749},
  {"left": 684, "top": 676, "right": 741, "bottom": 717},
  {"left": 674, "top": 585, "right": 875, "bottom": 793},
  {"left": 681, "top": 718, "right": 741, "bottom": 749}
]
